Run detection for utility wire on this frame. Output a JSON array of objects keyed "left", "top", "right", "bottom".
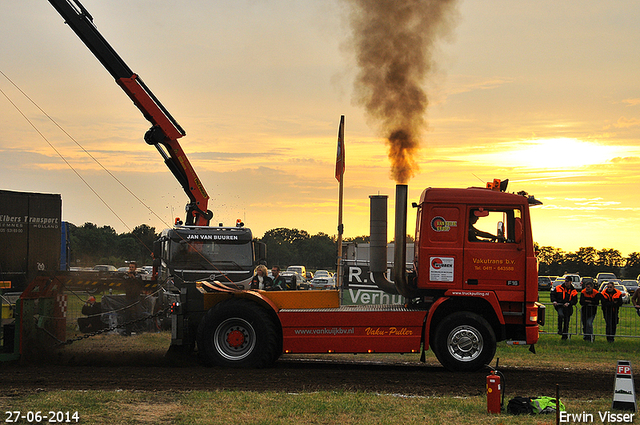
[
  {"left": 0, "top": 82, "right": 138, "bottom": 239},
  {"left": 0, "top": 69, "right": 175, "bottom": 253},
  {"left": 0, "top": 70, "right": 235, "bottom": 283}
]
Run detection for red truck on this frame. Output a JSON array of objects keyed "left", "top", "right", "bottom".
[
  {"left": 189, "top": 183, "right": 543, "bottom": 371},
  {"left": 48, "top": 0, "right": 543, "bottom": 371}
]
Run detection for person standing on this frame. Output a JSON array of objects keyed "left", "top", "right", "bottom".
[
  {"left": 551, "top": 276, "right": 578, "bottom": 340},
  {"left": 271, "top": 266, "right": 286, "bottom": 291},
  {"left": 250, "top": 264, "right": 273, "bottom": 290},
  {"left": 632, "top": 288, "right": 640, "bottom": 318},
  {"left": 600, "top": 281, "right": 623, "bottom": 342},
  {"left": 579, "top": 281, "right": 600, "bottom": 342},
  {"left": 77, "top": 296, "right": 105, "bottom": 333},
  {"left": 123, "top": 261, "right": 139, "bottom": 336}
]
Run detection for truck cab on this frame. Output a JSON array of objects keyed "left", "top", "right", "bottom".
[
  {"left": 156, "top": 225, "right": 265, "bottom": 289},
  {"left": 413, "top": 186, "right": 540, "bottom": 351}
]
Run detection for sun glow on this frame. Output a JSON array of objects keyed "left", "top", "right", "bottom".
[
  {"left": 502, "top": 138, "right": 624, "bottom": 169},
  {"left": 469, "top": 138, "right": 633, "bottom": 170}
]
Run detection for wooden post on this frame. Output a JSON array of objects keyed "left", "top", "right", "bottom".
[{"left": 556, "top": 384, "right": 560, "bottom": 425}]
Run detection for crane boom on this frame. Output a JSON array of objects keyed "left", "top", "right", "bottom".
[{"left": 48, "top": 0, "right": 212, "bottom": 226}]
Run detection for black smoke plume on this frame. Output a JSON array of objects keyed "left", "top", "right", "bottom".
[{"left": 346, "top": 0, "right": 459, "bottom": 183}]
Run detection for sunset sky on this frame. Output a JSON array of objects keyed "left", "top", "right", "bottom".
[{"left": 2, "top": 1, "right": 640, "bottom": 256}]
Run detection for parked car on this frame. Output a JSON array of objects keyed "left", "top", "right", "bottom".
[
  {"left": 596, "top": 272, "right": 617, "bottom": 287},
  {"left": 538, "top": 276, "right": 553, "bottom": 291},
  {"left": 621, "top": 280, "right": 638, "bottom": 296},
  {"left": 563, "top": 274, "right": 582, "bottom": 290},
  {"left": 280, "top": 271, "right": 303, "bottom": 290},
  {"left": 92, "top": 265, "right": 117, "bottom": 272},
  {"left": 287, "top": 266, "right": 307, "bottom": 282},
  {"left": 314, "top": 270, "right": 332, "bottom": 279},
  {"left": 308, "top": 276, "right": 336, "bottom": 290},
  {"left": 551, "top": 277, "right": 564, "bottom": 291},
  {"left": 598, "top": 281, "right": 630, "bottom": 304},
  {"left": 551, "top": 274, "right": 581, "bottom": 291},
  {"left": 581, "top": 277, "right": 594, "bottom": 288}
]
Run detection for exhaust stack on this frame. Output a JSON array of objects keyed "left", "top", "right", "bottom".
[
  {"left": 369, "top": 194, "right": 398, "bottom": 294},
  {"left": 369, "top": 184, "right": 417, "bottom": 298}
]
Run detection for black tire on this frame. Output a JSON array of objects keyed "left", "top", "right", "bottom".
[
  {"left": 196, "top": 298, "right": 279, "bottom": 368},
  {"left": 433, "top": 311, "right": 496, "bottom": 372}
]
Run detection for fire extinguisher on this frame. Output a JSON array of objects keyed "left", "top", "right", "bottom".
[{"left": 486, "top": 359, "right": 505, "bottom": 414}]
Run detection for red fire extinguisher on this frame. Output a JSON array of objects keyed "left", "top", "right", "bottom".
[{"left": 486, "top": 370, "right": 502, "bottom": 413}]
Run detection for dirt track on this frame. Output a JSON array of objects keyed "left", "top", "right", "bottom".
[{"left": 1, "top": 349, "right": 626, "bottom": 399}]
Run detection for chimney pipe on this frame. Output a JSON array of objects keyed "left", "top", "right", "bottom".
[
  {"left": 393, "top": 184, "right": 417, "bottom": 299},
  {"left": 369, "top": 194, "right": 398, "bottom": 294},
  {"left": 369, "top": 185, "right": 418, "bottom": 298}
]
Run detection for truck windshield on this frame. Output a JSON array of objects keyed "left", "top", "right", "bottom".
[{"left": 169, "top": 240, "right": 253, "bottom": 269}]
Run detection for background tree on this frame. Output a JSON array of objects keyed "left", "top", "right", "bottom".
[
  {"left": 536, "top": 246, "right": 565, "bottom": 276},
  {"left": 596, "top": 248, "right": 624, "bottom": 277},
  {"left": 344, "top": 235, "right": 370, "bottom": 244},
  {"left": 298, "top": 232, "right": 336, "bottom": 270},
  {"left": 624, "top": 252, "right": 640, "bottom": 279},
  {"left": 69, "top": 222, "right": 119, "bottom": 266},
  {"left": 122, "top": 224, "right": 158, "bottom": 264},
  {"left": 69, "top": 222, "right": 158, "bottom": 267},
  {"left": 261, "top": 228, "right": 310, "bottom": 269}
]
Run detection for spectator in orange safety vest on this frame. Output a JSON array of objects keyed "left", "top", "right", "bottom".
[
  {"left": 600, "top": 281, "right": 623, "bottom": 342},
  {"left": 551, "top": 276, "right": 578, "bottom": 340},
  {"left": 579, "top": 281, "right": 600, "bottom": 342}
]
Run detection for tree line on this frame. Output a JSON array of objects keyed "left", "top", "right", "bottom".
[
  {"left": 68, "top": 222, "right": 158, "bottom": 268},
  {"left": 68, "top": 223, "right": 363, "bottom": 270},
  {"left": 69, "top": 223, "right": 639, "bottom": 278},
  {"left": 536, "top": 245, "right": 640, "bottom": 279}
]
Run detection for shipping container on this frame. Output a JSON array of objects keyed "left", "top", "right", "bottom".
[{"left": 0, "top": 190, "right": 62, "bottom": 291}]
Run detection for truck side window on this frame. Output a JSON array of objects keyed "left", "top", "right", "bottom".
[
  {"left": 469, "top": 210, "right": 497, "bottom": 242},
  {"left": 468, "top": 209, "right": 521, "bottom": 243}
]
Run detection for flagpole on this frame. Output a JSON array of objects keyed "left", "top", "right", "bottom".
[
  {"left": 337, "top": 157, "right": 344, "bottom": 292},
  {"left": 335, "top": 115, "right": 345, "bottom": 297}
]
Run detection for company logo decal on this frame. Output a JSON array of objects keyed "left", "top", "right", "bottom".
[
  {"left": 431, "top": 258, "right": 443, "bottom": 269},
  {"left": 429, "top": 256, "right": 454, "bottom": 282},
  {"left": 431, "top": 216, "right": 457, "bottom": 232}
]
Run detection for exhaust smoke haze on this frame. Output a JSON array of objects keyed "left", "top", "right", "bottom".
[{"left": 346, "top": 0, "right": 459, "bottom": 183}]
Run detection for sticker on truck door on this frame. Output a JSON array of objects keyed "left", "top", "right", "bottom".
[{"left": 430, "top": 257, "right": 454, "bottom": 282}]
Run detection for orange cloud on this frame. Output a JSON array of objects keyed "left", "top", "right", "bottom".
[
  {"left": 613, "top": 117, "right": 640, "bottom": 128},
  {"left": 610, "top": 156, "right": 640, "bottom": 164}
]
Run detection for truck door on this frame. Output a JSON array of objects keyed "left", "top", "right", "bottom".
[
  {"left": 417, "top": 205, "right": 464, "bottom": 290},
  {"left": 463, "top": 207, "right": 526, "bottom": 300}
]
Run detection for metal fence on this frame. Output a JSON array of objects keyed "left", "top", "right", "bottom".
[
  {"left": 63, "top": 288, "right": 163, "bottom": 339},
  {"left": 540, "top": 302, "right": 640, "bottom": 340}
]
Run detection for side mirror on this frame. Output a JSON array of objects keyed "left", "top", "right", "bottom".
[
  {"left": 254, "top": 241, "right": 267, "bottom": 264},
  {"left": 514, "top": 217, "right": 523, "bottom": 244},
  {"left": 152, "top": 239, "right": 162, "bottom": 259},
  {"left": 497, "top": 221, "right": 504, "bottom": 238}
]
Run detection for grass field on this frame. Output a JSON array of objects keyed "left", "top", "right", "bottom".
[
  {"left": 0, "top": 390, "right": 623, "bottom": 425},
  {"left": 4, "top": 290, "right": 637, "bottom": 424},
  {"left": 2, "top": 333, "right": 638, "bottom": 424}
]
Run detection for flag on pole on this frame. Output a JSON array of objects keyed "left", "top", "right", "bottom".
[{"left": 335, "top": 115, "right": 345, "bottom": 182}]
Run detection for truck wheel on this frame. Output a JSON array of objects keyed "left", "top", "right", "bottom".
[
  {"left": 433, "top": 312, "right": 496, "bottom": 372},
  {"left": 197, "top": 298, "right": 278, "bottom": 368}
]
